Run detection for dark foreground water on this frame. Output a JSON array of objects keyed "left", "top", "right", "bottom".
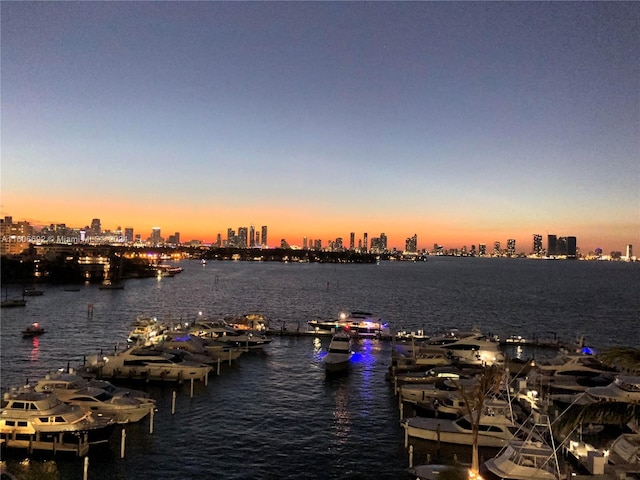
[{"left": 1, "top": 257, "right": 638, "bottom": 479}]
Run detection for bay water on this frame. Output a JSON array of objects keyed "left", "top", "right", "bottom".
[{"left": 1, "top": 257, "right": 638, "bottom": 479}]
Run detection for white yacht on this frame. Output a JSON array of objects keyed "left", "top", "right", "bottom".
[
  {"left": 33, "top": 380, "right": 155, "bottom": 424},
  {"left": 33, "top": 370, "right": 150, "bottom": 399},
  {"left": 480, "top": 415, "right": 562, "bottom": 480},
  {"left": 308, "top": 311, "right": 390, "bottom": 337},
  {"left": 86, "top": 346, "right": 212, "bottom": 382},
  {"left": 1, "top": 387, "right": 116, "bottom": 454},
  {"left": 586, "top": 375, "right": 640, "bottom": 403},
  {"left": 322, "top": 331, "right": 353, "bottom": 373},
  {"left": 402, "top": 399, "right": 520, "bottom": 447},
  {"left": 412, "top": 330, "right": 505, "bottom": 367},
  {"left": 190, "top": 319, "right": 272, "bottom": 349}
]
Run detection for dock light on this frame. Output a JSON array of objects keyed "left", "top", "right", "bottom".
[{"left": 340, "top": 312, "right": 347, "bottom": 320}]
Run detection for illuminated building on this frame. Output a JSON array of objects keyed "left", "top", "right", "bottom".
[
  {"left": 507, "top": 239, "right": 516, "bottom": 256},
  {"left": 533, "top": 234, "right": 543, "bottom": 256},
  {"left": 261, "top": 225, "right": 268, "bottom": 248}
]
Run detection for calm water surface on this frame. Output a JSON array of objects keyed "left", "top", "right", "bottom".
[{"left": 1, "top": 258, "right": 638, "bottom": 479}]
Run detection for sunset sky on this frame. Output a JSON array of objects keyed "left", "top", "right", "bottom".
[{"left": 2, "top": 2, "right": 638, "bottom": 252}]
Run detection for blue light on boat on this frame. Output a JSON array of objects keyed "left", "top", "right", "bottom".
[{"left": 581, "top": 346, "right": 596, "bottom": 355}]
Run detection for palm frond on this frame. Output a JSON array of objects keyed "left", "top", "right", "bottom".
[
  {"left": 597, "top": 347, "right": 640, "bottom": 374},
  {"left": 553, "top": 402, "right": 640, "bottom": 439}
]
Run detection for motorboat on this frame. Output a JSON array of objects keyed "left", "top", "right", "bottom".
[
  {"left": 22, "top": 322, "right": 45, "bottom": 337},
  {"left": 85, "top": 345, "right": 212, "bottom": 382},
  {"left": 127, "top": 315, "right": 169, "bottom": 344},
  {"left": 308, "top": 311, "right": 391, "bottom": 338},
  {"left": 399, "top": 376, "right": 477, "bottom": 404},
  {"left": 33, "top": 370, "right": 150, "bottom": 399},
  {"left": 527, "top": 351, "right": 618, "bottom": 395},
  {"left": 480, "top": 440, "right": 560, "bottom": 479},
  {"left": 153, "top": 333, "right": 245, "bottom": 363},
  {"left": 190, "top": 319, "right": 272, "bottom": 350},
  {"left": 33, "top": 371, "right": 155, "bottom": 423},
  {"left": 224, "top": 312, "right": 270, "bottom": 332},
  {"left": 1, "top": 387, "right": 116, "bottom": 453},
  {"left": 480, "top": 414, "right": 562, "bottom": 480},
  {"left": 322, "top": 330, "right": 353, "bottom": 373},
  {"left": 585, "top": 375, "right": 640, "bottom": 403},
  {"left": 41, "top": 386, "right": 155, "bottom": 424},
  {"left": 412, "top": 330, "right": 505, "bottom": 367},
  {"left": 402, "top": 399, "right": 520, "bottom": 447}
]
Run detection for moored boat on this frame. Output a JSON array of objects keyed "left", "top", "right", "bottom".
[
  {"left": 84, "top": 345, "right": 212, "bottom": 382},
  {"left": 308, "top": 311, "right": 390, "bottom": 338},
  {"left": 322, "top": 330, "right": 353, "bottom": 373},
  {"left": 1, "top": 386, "right": 116, "bottom": 455}
]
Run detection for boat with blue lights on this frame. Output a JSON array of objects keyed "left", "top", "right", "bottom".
[{"left": 322, "top": 330, "right": 353, "bottom": 373}]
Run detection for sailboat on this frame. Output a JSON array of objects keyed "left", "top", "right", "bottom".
[{"left": 1, "top": 288, "right": 27, "bottom": 308}]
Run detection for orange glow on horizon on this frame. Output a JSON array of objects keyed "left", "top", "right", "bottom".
[{"left": 2, "top": 194, "right": 636, "bottom": 253}]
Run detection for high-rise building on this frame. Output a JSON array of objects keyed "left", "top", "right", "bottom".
[
  {"left": 249, "top": 226, "right": 256, "bottom": 248},
  {"left": 363, "top": 232, "right": 368, "bottom": 252},
  {"left": 479, "top": 243, "right": 487, "bottom": 256},
  {"left": 124, "top": 228, "right": 134, "bottom": 243},
  {"left": 349, "top": 232, "right": 355, "bottom": 251},
  {"left": 566, "top": 236, "right": 577, "bottom": 258},
  {"left": 533, "top": 234, "right": 543, "bottom": 256},
  {"left": 303, "top": 237, "right": 308, "bottom": 250},
  {"left": 380, "top": 233, "right": 388, "bottom": 252},
  {"left": 237, "top": 227, "right": 248, "bottom": 248},
  {"left": 507, "top": 239, "right": 516, "bottom": 256},
  {"left": 150, "top": 227, "right": 162, "bottom": 246},
  {"left": 90, "top": 218, "right": 101, "bottom": 236},
  {"left": 547, "top": 235, "right": 557, "bottom": 257},
  {"left": 626, "top": 244, "right": 633, "bottom": 259},
  {"left": 261, "top": 225, "right": 268, "bottom": 248},
  {"left": 215, "top": 233, "right": 222, "bottom": 247},
  {"left": 405, "top": 234, "right": 417, "bottom": 253},
  {"left": 227, "top": 228, "right": 236, "bottom": 247},
  {"left": 493, "top": 241, "right": 501, "bottom": 256}
]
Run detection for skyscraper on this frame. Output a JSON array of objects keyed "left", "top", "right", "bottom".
[
  {"left": 363, "top": 232, "right": 368, "bottom": 252},
  {"left": 249, "top": 225, "right": 256, "bottom": 248},
  {"left": 547, "top": 235, "right": 557, "bottom": 257},
  {"left": 349, "top": 232, "right": 355, "bottom": 251},
  {"left": 533, "top": 234, "right": 543, "bottom": 256},
  {"left": 90, "top": 218, "right": 101, "bottom": 236},
  {"left": 237, "top": 227, "right": 248, "bottom": 248},
  {"left": 507, "top": 239, "right": 516, "bottom": 256},
  {"left": 261, "top": 225, "right": 268, "bottom": 248}
]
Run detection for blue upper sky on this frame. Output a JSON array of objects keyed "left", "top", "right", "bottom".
[{"left": 2, "top": 2, "right": 638, "bottom": 252}]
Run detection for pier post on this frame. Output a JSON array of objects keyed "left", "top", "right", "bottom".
[
  {"left": 217, "top": 358, "right": 221, "bottom": 375},
  {"left": 404, "top": 424, "right": 408, "bottom": 448},
  {"left": 83, "top": 456, "right": 89, "bottom": 480},
  {"left": 172, "top": 391, "right": 176, "bottom": 414},
  {"left": 120, "top": 428, "right": 126, "bottom": 458},
  {"left": 190, "top": 378, "right": 194, "bottom": 398},
  {"left": 409, "top": 445, "right": 414, "bottom": 468},
  {"left": 149, "top": 407, "right": 154, "bottom": 434}
]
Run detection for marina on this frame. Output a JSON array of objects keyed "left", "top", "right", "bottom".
[{"left": 0, "top": 258, "right": 638, "bottom": 479}]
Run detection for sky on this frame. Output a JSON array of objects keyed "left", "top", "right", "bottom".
[{"left": 1, "top": 1, "right": 638, "bottom": 253}]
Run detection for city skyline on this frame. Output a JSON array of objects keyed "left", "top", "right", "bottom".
[
  {"left": 2, "top": 212, "right": 631, "bottom": 257},
  {"left": 2, "top": 3, "right": 638, "bottom": 254}
]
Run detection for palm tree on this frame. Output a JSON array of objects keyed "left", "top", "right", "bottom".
[
  {"left": 553, "top": 401, "right": 640, "bottom": 440},
  {"left": 597, "top": 347, "right": 640, "bottom": 374},
  {"left": 455, "top": 363, "right": 507, "bottom": 476}
]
